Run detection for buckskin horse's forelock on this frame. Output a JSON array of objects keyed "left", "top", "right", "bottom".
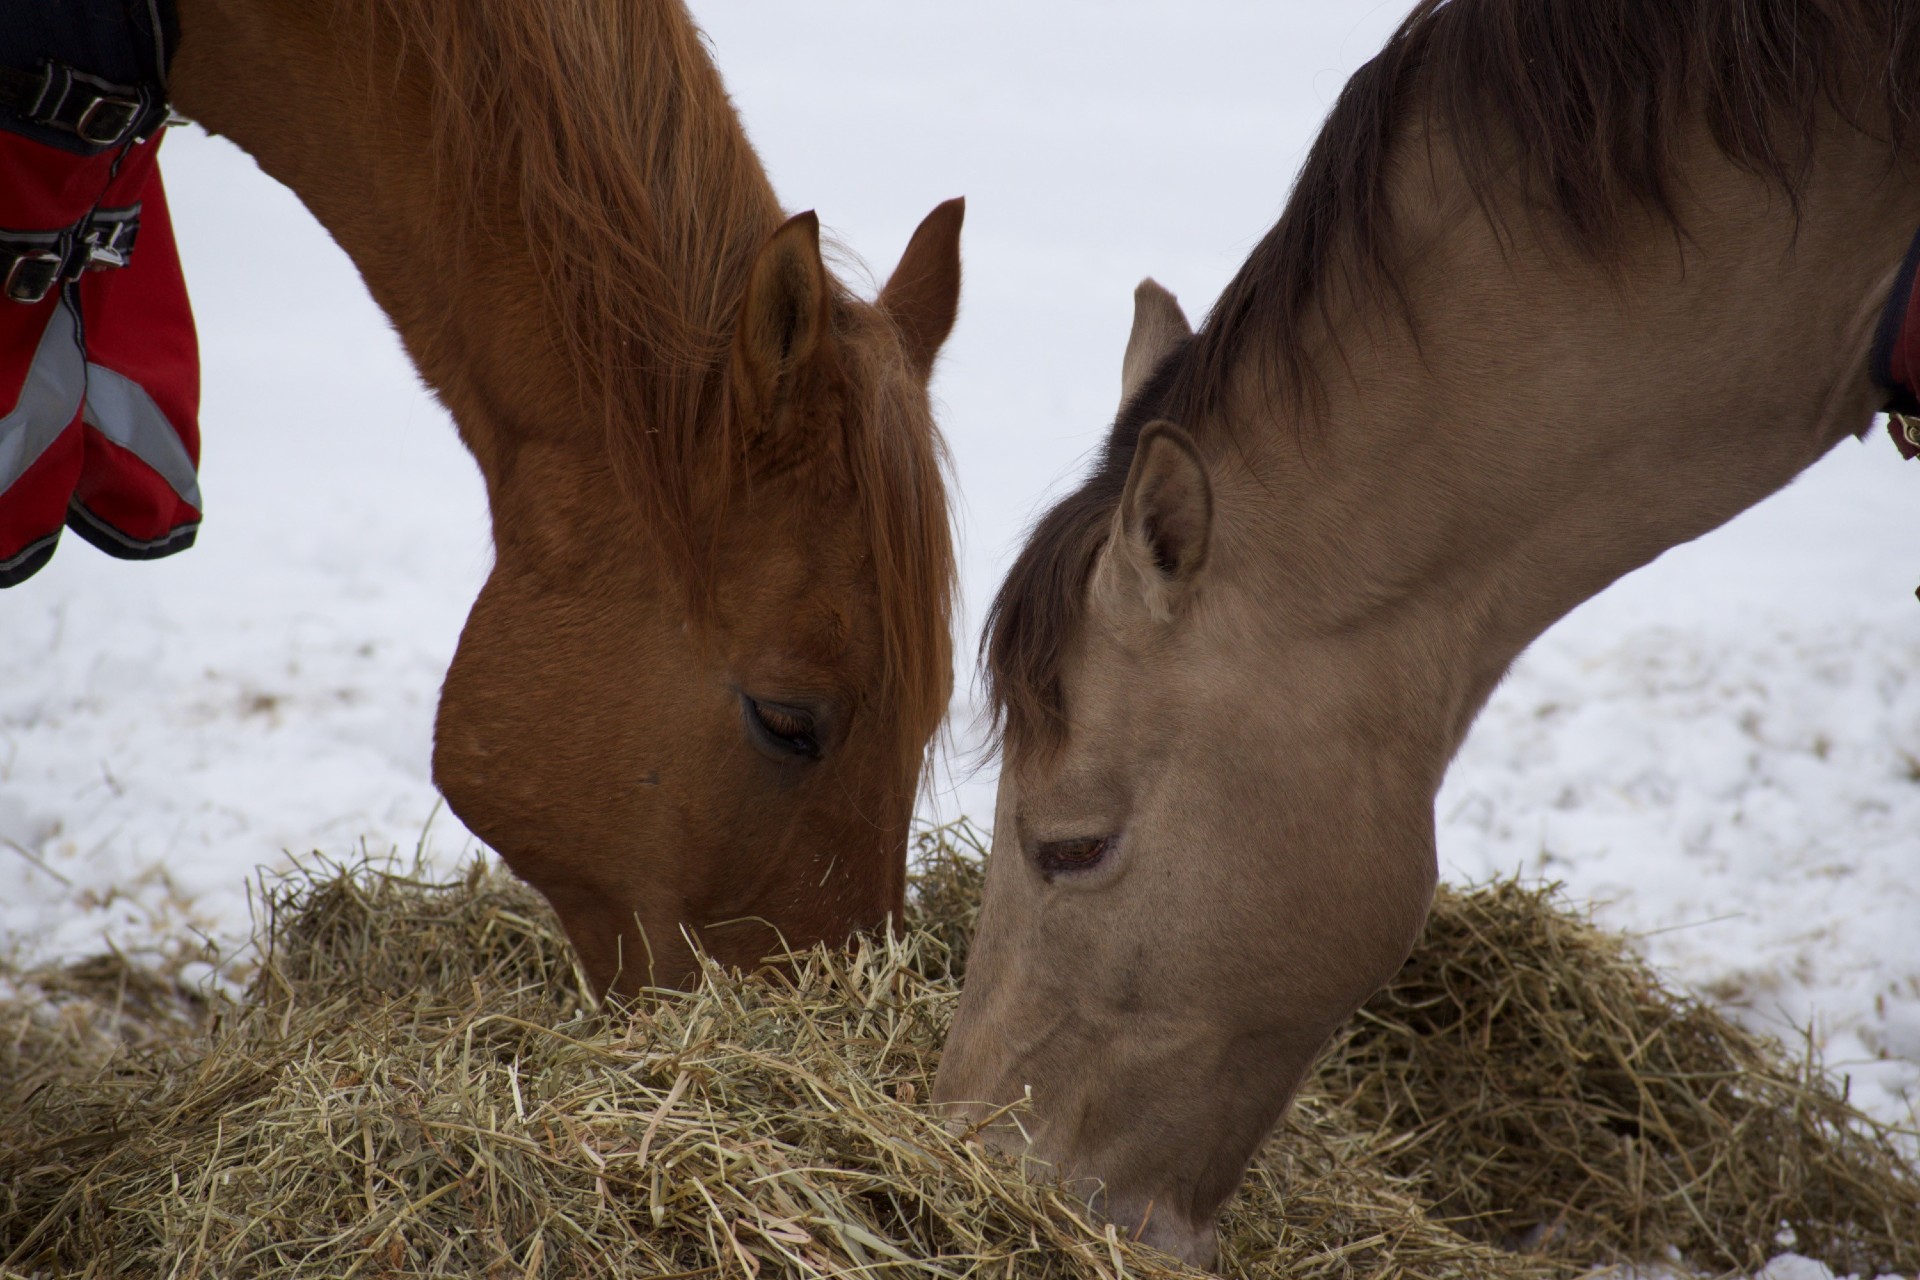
[
  {"left": 980, "top": 349, "right": 1179, "bottom": 759},
  {"left": 985, "top": 0, "right": 1920, "bottom": 762},
  {"left": 345, "top": 0, "right": 955, "bottom": 771}
]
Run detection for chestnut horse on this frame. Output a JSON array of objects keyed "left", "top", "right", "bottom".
[
  {"left": 169, "top": 0, "right": 962, "bottom": 994},
  {"left": 935, "top": 0, "right": 1920, "bottom": 1264}
]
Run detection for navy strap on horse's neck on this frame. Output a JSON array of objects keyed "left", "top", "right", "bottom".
[
  {"left": 0, "top": 0, "right": 176, "bottom": 304},
  {"left": 0, "top": 0, "right": 175, "bottom": 157},
  {"left": 1871, "top": 222, "right": 1920, "bottom": 460},
  {"left": 0, "top": 63, "right": 168, "bottom": 154}
]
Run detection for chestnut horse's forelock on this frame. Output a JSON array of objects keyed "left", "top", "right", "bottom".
[
  {"left": 985, "top": 0, "right": 1920, "bottom": 760},
  {"left": 832, "top": 300, "right": 958, "bottom": 757},
  {"left": 345, "top": 0, "right": 955, "bottom": 762}
]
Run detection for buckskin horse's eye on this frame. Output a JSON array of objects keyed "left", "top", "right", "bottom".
[
  {"left": 1035, "top": 835, "right": 1111, "bottom": 874},
  {"left": 743, "top": 695, "right": 821, "bottom": 760}
]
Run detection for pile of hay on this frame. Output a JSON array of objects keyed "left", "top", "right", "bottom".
[
  {"left": 1318, "top": 881, "right": 1920, "bottom": 1275},
  {"left": 2, "top": 828, "right": 1915, "bottom": 1279}
]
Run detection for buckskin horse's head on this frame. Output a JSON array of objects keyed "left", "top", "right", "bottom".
[
  {"left": 931, "top": 0, "right": 1920, "bottom": 1261},
  {"left": 433, "top": 203, "right": 963, "bottom": 995},
  {"left": 930, "top": 281, "right": 1437, "bottom": 1267}
]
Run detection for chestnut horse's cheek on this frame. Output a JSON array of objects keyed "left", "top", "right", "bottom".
[
  {"left": 432, "top": 567, "right": 914, "bottom": 995},
  {"left": 431, "top": 568, "right": 694, "bottom": 992}
]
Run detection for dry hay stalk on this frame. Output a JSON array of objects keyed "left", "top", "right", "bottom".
[
  {"left": 1, "top": 831, "right": 1913, "bottom": 1278},
  {"left": 1317, "top": 882, "right": 1920, "bottom": 1275}
]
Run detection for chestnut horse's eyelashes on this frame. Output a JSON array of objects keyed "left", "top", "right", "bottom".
[{"left": 742, "top": 696, "right": 822, "bottom": 761}]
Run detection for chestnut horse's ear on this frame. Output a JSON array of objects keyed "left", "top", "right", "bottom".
[
  {"left": 732, "top": 210, "right": 832, "bottom": 425},
  {"left": 879, "top": 197, "right": 965, "bottom": 379},
  {"left": 1117, "top": 420, "right": 1212, "bottom": 607},
  {"left": 1120, "top": 279, "right": 1191, "bottom": 409}
]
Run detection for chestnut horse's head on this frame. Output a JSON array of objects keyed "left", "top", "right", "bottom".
[
  {"left": 434, "top": 201, "right": 962, "bottom": 995},
  {"left": 173, "top": 0, "right": 960, "bottom": 993}
]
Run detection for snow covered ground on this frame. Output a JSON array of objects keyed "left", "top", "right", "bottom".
[{"left": 2, "top": 4, "right": 1918, "bottom": 1269}]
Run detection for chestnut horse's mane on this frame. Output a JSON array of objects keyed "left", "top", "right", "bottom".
[
  {"left": 348, "top": 0, "right": 954, "bottom": 755},
  {"left": 986, "top": 0, "right": 1920, "bottom": 757}
]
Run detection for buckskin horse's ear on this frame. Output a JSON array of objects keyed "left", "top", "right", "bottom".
[
  {"left": 732, "top": 210, "right": 832, "bottom": 426},
  {"left": 1117, "top": 420, "right": 1212, "bottom": 610},
  {"left": 879, "top": 197, "right": 965, "bottom": 379},
  {"left": 1120, "top": 279, "right": 1191, "bottom": 409}
]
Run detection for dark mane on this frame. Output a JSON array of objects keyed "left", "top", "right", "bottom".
[
  {"left": 983, "top": 346, "right": 1185, "bottom": 751},
  {"left": 986, "top": 0, "right": 1920, "bottom": 756}
]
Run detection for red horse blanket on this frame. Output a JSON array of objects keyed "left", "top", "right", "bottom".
[{"left": 0, "top": 0, "right": 198, "bottom": 588}]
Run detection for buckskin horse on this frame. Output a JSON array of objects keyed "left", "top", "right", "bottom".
[
  {"left": 158, "top": 0, "right": 962, "bottom": 993},
  {"left": 933, "top": 0, "right": 1920, "bottom": 1264}
]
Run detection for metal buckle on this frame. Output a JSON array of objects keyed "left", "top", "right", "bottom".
[
  {"left": 3, "top": 251, "right": 65, "bottom": 305},
  {"left": 82, "top": 219, "right": 137, "bottom": 272},
  {"left": 84, "top": 209, "right": 140, "bottom": 264},
  {"left": 74, "top": 95, "right": 142, "bottom": 146},
  {"left": 28, "top": 64, "right": 148, "bottom": 147}
]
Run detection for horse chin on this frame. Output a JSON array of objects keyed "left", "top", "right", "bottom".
[
  {"left": 1121, "top": 1204, "right": 1218, "bottom": 1272},
  {"left": 939, "top": 1100, "right": 1222, "bottom": 1272},
  {"left": 1045, "top": 1133, "right": 1228, "bottom": 1272},
  {"left": 1060, "top": 1167, "right": 1224, "bottom": 1269}
]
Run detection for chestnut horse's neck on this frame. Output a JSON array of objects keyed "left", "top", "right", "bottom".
[
  {"left": 1205, "top": 117, "right": 1920, "bottom": 771},
  {"left": 167, "top": 0, "right": 782, "bottom": 495}
]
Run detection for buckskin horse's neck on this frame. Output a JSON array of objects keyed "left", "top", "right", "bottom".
[
  {"left": 1215, "top": 122, "right": 1920, "bottom": 774},
  {"left": 166, "top": 0, "right": 781, "bottom": 487}
]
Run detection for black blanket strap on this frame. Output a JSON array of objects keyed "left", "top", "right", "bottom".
[
  {"left": 1, "top": 206, "right": 142, "bottom": 305},
  {"left": 0, "top": 62, "right": 166, "bottom": 152}
]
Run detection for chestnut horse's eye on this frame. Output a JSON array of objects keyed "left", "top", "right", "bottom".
[
  {"left": 743, "top": 695, "right": 821, "bottom": 760},
  {"left": 1035, "top": 835, "right": 1111, "bottom": 874}
]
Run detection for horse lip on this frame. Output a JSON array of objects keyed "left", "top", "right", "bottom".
[
  {"left": 934, "top": 1081, "right": 1220, "bottom": 1266},
  {"left": 1140, "top": 1216, "right": 1219, "bottom": 1270},
  {"left": 930, "top": 1096, "right": 1006, "bottom": 1149}
]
